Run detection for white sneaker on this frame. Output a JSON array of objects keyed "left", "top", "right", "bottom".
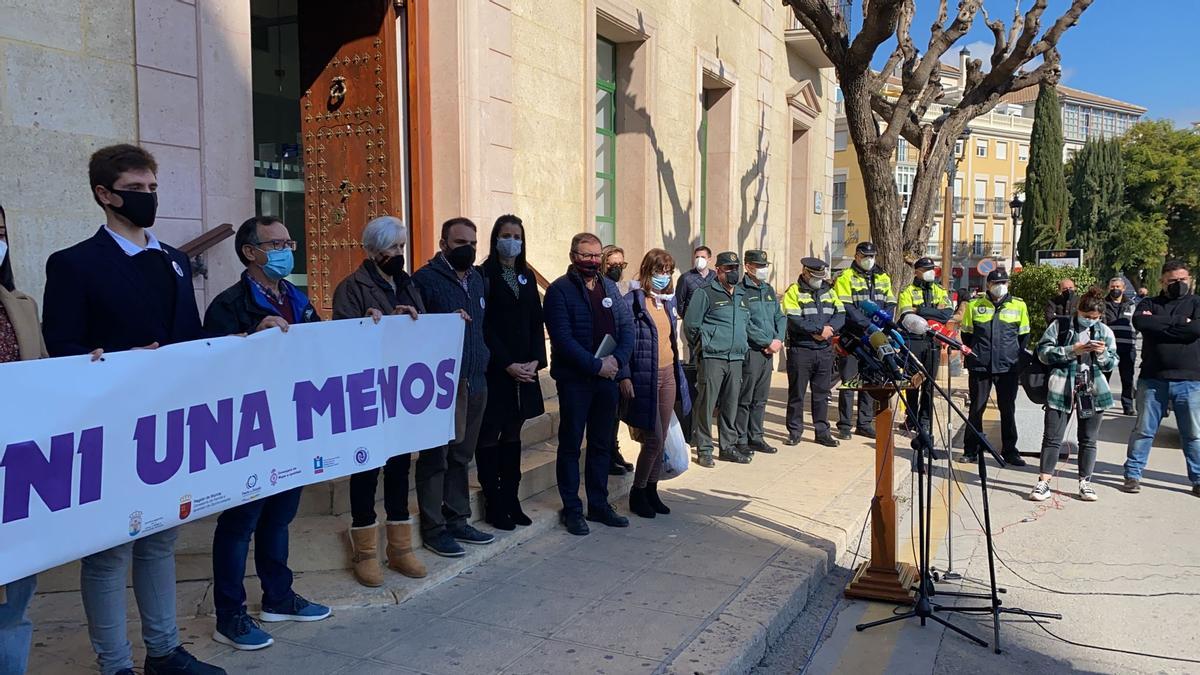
[
  {"left": 1029, "top": 480, "right": 1051, "bottom": 501},
  {"left": 1078, "top": 479, "right": 1099, "bottom": 502}
]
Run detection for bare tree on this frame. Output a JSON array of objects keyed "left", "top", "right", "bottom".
[{"left": 784, "top": 0, "right": 1092, "bottom": 282}]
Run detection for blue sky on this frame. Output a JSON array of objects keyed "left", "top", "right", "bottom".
[{"left": 866, "top": 0, "right": 1199, "bottom": 125}]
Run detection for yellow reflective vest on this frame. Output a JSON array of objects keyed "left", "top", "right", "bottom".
[{"left": 960, "top": 295, "right": 1031, "bottom": 373}]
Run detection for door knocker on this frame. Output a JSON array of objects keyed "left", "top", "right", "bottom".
[{"left": 329, "top": 76, "right": 347, "bottom": 108}]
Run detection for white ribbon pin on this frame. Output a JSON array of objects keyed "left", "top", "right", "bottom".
[
  {"left": 602, "top": 297, "right": 613, "bottom": 309},
  {"left": 171, "top": 261, "right": 184, "bottom": 277}
]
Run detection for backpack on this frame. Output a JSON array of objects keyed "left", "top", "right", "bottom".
[{"left": 1019, "top": 316, "right": 1070, "bottom": 405}]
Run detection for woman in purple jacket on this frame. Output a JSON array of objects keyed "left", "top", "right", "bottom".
[{"left": 619, "top": 249, "right": 693, "bottom": 518}]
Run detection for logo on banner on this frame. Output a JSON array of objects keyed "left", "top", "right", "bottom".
[
  {"left": 314, "top": 456, "right": 325, "bottom": 474},
  {"left": 178, "top": 494, "right": 192, "bottom": 520},
  {"left": 128, "top": 511, "right": 143, "bottom": 537},
  {"left": 270, "top": 469, "right": 279, "bottom": 486},
  {"left": 354, "top": 447, "right": 370, "bottom": 465},
  {"left": 246, "top": 474, "right": 258, "bottom": 490}
]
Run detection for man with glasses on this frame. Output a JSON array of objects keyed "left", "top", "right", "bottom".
[
  {"left": 202, "top": 216, "right": 330, "bottom": 651},
  {"left": 543, "top": 232, "right": 634, "bottom": 535},
  {"left": 684, "top": 251, "right": 751, "bottom": 467}
]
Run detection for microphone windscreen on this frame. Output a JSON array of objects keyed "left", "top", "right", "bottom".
[
  {"left": 869, "top": 331, "right": 890, "bottom": 349},
  {"left": 861, "top": 299, "right": 881, "bottom": 315},
  {"left": 900, "top": 313, "right": 930, "bottom": 334}
]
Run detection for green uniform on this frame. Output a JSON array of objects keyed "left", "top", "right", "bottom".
[
  {"left": 684, "top": 279, "right": 750, "bottom": 456},
  {"left": 735, "top": 275, "right": 786, "bottom": 448}
]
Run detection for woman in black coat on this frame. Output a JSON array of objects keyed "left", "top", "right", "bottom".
[{"left": 478, "top": 214, "right": 547, "bottom": 530}]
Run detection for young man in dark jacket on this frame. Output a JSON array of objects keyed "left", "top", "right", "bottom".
[
  {"left": 1124, "top": 260, "right": 1200, "bottom": 497},
  {"left": 410, "top": 218, "right": 496, "bottom": 554},
  {"left": 203, "top": 216, "right": 330, "bottom": 651},
  {"left": 543, "top": 232, "right": 634, "bottom": 535},
  {"left": 1103, "top": 277, "right": 1138, "bottom": 416},
  {"left": 41, "top": 144, "right": 223, "bottom": 675}
]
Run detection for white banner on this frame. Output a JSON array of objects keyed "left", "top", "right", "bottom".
[{"left": 0, "top": 315, "right": 463, "bottom": 585}]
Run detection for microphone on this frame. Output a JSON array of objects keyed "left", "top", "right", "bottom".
[
  {"left": 865, "top": 321, "right": 905, "bottom": 346},
  {"left": 927, "top": 319, "right": 973, "bottom": 356},
  {"left": 861, "top": 299, "right": 906, "bottom": 343},
  {"left": 869, "top": 330, "right": 906, "bottom": 381},
  {"left": 842, "top": 323, "right": 885, "bottom": 374}
]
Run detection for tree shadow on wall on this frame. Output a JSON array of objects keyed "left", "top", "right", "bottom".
[{"left": 738, "top": 106, "right": 770, "bottom": 253}]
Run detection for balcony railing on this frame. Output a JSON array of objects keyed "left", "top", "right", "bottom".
[
  {"left": 832, "top": 195, "right": 847, "bottom": 211},
  {"left": 953, "top": 197, "right": 964, "bottom": 214},
  {"left": 974, "top": 198, "right": 988, "bottom": 216},
  {"left": 992, "top": 198, "right": 1008, "bottom": 217}
]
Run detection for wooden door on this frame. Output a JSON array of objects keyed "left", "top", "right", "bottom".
[{"left": 299, "top": 0, "right": 405, "bottom": 312}]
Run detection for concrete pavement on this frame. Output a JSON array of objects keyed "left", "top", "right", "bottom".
[
  {"left": 25, "top": 370, "right": 922, "bottom": 674},
  {"left": 759, "top": 375, "right": 1200, "bottom": 674}
]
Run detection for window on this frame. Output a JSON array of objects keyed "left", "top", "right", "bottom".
[
  {"left": 955, "top": 139, "right": 964, "bottom": 157},
  {"left": 833, "top": 176, "right": 847, "bottom": 211},
  {"left": 974, "top": 178, "right": 987, "bottom": 215},
  {"left": 996, "top": 141, "right": 1007, "bottom": 160},
  {"left": 897, "top": 138, "right": 908, "bottom": 163},
  {"left": 975, "top": 139, "right": 988, "bottom": 158},
  {"left": 1018, "top": 144, "right": 1029, "bottom": 161},
  {"left": 835, "top": 129, "right": 848, "bottom": 151},
  {"left": 994, "top": 179, "right": 1008, "bottom": 215},
  {"left": 992, "top": 224, "right": 1004, "bottom": 254},
  {"left": 895, "top": 165, "right": 916, "bottom": 211},
  {"left": 594, "top": 37, "right": 617, "bottom": 244}
]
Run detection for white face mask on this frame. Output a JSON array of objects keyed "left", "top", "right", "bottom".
[
  {"left": 695, "top": 257, "right": 708, "bottom": 271},
  {"left": 0, "top": 239, "right": 7, "bottom": 266},
  {"left": 805, "top": 275, "right": 824, "bottom": 290},
  {"left": 920, "top": 270, "right": 935, "bottom": 283},
  {"left": 989, "top": 283, "right": 1008, "bottom": 299},
  {"left": 754, "top": 267, "right": 770, "bottom": 282},
  {"left": 859, "top": 256, "right": 876, "bottom": 270}
]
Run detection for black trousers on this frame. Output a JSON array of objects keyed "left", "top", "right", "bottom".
[
  {"left": 838, "top": 354, "right": 874, "bottom": 432},
  {"left": 904, "top": 337, "right": 940, "bottom": 431},
  {"left": 785, "top": 346, "right": 833, "bottom": 438},
  {"left": 476, "top": 413, "right": 525, "bottom": 511},
  {"left": 1106, "top": 343, "right": 1137, "bottom": 411},
  {"left": 965, "top": 370, "right": 1020, "bottom": 456},
  {"left": 349, "top": 454, "right": 413, "bottom": 527}
]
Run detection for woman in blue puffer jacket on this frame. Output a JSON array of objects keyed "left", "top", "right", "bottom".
[{"left": 619, "top": 248, "right": 693, "bottom": 518}]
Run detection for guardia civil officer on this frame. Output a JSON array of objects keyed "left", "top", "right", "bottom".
[
  {"left": 897, "top": 257, "right": 954, "bottom": 435},
  {"left": 684, "top": 251, "right": 751, "bottom": 467},
  {"left": 734, "top": 250, "right": 785, "bottom": 456},
  {"left": 960, "top": 268, "right": 1030, "bottom": 466},
  {"left": 780, "top": 257, "right": 845, "bottom": 447},
  {"left": 833, "top": 241, "right": 896, "bottom": 439}
]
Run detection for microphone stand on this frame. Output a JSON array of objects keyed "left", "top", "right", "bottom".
[{"left": 854, "top": 338, "right": 1060, "bottom": 648}]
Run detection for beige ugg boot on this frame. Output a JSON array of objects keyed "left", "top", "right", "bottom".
[
  {"left": 385, "top": 520, "right": 428, "bottom": 578},
  {"left": 349, "top": 525, "right": 384, "bottom": 587}
]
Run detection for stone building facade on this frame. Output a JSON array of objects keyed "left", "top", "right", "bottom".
[{"left": 1, "top": 0, "right": 835, "bottom": 308}]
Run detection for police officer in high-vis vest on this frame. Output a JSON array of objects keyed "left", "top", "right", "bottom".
[
  {"left": 781, "top": 257, "right": 845, "bottom": 447},
  {"left": 684, "top": 251, "right": 752, "bottom": 467},
  {"left": 960, "top": 268, "right": 1030, "bottom": 466},
  {"left": 833, "top": 241, "right": 895, "bottom": 439},
  {"left": 734, "top": 250, "right": 786, "bottom": 456},
  {"left": 897, "top": 257, "right": 954, "bottom": 434}
]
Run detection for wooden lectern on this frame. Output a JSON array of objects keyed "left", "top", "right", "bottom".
[{"left": 844, "top": 383, "right": 918, "bottom": 604}]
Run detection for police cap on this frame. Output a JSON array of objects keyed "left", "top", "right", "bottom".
[
  {"left": 914, "top": 256, "right": 936, "bottom": 270},
  {"left": 986, "top": 268, "right": 1010, "bottom": 284},
  {"left": 744, "top": 249, "right": 770, "bottom": 266},
  {"left": 855, "top": 241, "right": 878, "bottom": 255},
  {"left": 801, "top": 256, "right": 828, "bottom": 278},
  {"left": 715, "top": 251, "right": 740, "bottom": 268}
]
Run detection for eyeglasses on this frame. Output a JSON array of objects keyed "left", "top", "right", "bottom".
[
  {"left": 571, "top": 250, "right": 602, "bottom": 260},
  {"left": 255, "top": 239, "right": 298, "bottom": 252},
  {"left": 606, "top": 262, "right": 628, "bottom": 270},
  {"left": 654, "top": 268, "right": 676, "bottom": 275}
]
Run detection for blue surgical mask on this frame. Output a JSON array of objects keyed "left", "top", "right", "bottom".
[
  {"left": 262, "top": 248, "right": 294, "bottom": 281},
  {"left": 1077, "top": 317, "right": 1098, "bottom": 329},
  {"left": 651, "top": 273, "right": 671, "bottom": 290},
  {"left": 496, "top": 238, "right": 523, "bottom": 259}
]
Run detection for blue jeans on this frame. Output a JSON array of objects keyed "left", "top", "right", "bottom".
[
  {"left": 0, "top": 575, "right": 37, "bottom": 674},
  {"left": 1125, "top": 378, "right": 1200, "bottom": 485},
  {"left": 212, "top": 487, "right": 303, "bottom": 619},
  {"left": 81, "top": 528, "right": 180, "bottom": 674}
]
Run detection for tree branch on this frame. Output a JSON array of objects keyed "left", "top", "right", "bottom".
[
  {"left": 783, "top": 0, "right": 848, "bottom": 66},
  {"left": 846, "top": 0, "right": 905, "bottom": 72}
]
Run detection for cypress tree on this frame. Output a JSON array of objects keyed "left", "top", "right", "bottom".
[
  {"left": 1067, "top": 138, "right": 1125, "bottom": 274},
  {"left": 1019, "top": 81, "right": 1070, "bottom": 263}
]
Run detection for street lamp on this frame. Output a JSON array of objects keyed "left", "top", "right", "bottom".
[{"left": 1009, "top": 194, "right": 1025, "bottom": 266}]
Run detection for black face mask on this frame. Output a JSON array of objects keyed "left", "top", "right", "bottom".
[
  {"left": 108, "top": 189, "right": 158, "bottom": 229},
  {"left": 379, "top": 254, "right": 406, "bottom": 278},
  {"left": 444, "top": 244, "right": 476, "bottom": 272},
  {"left": 605, "top": 267, "right": 623, "bottom": 283},
  {"left": 575, "top": 260, "right": 599, "bottom": 278},
  {"left": 1060, "top": 289, "right": 1074, "bottom": 302},
  {"left": 1108, "top": 289, "right": 1123, "bottom": 300},
  {"left": 724, "top": 269, "right": 741, "bottom": 286},
  {"left": 1167, "top": 280, "right": 1190, "bottom": 299}
]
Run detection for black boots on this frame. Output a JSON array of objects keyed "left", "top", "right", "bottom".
[
  {"left": 629, "top": 487, "right": 656, "bottom": 518},
  {"left": 499, "top": 440, "right": 532, "bottom": 526},
  {"left": 645, "top": 482, "right": 670, "bottom": 514}
]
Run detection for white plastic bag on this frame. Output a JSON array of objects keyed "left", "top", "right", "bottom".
[{"left": 659, "top": 412, "right": 690, "bottom": 480}]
